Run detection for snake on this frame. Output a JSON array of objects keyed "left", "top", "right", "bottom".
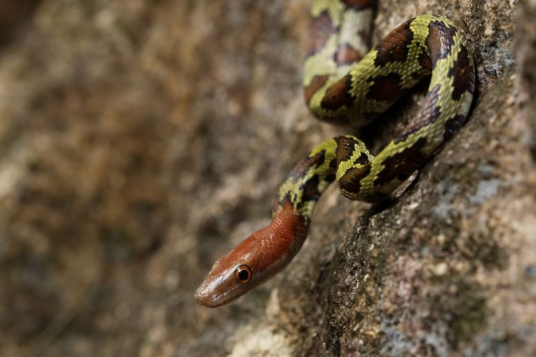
[{"left": 195, "top": 0, "right": 475, "bottom": 308}]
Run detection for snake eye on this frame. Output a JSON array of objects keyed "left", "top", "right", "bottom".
[{"left": 234, "top": 265, "right": 252, "bottom": 284}]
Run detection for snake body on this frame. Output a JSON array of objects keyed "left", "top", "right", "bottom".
[{"left": 196, "top": 0, "right": 475, "bottom": 308}]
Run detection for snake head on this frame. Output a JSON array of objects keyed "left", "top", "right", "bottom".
[
  {"left": 195, "top": 208, "right": 309, "bottom": 308},
  {"left": 195, "top": 232, "right": 264, "bottom": 308}
]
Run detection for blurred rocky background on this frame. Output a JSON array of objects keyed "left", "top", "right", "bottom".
[{"left": 0, "top": 0, "right": 534, "bottom": 356}]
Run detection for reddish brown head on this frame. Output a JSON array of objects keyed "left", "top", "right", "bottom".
[{"left": 195, "top": 207, "right": 309, "bottom": 308}]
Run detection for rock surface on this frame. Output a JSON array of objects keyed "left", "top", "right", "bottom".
[{"left": 0, "top": 0, "right": 533, "bottom": 356}]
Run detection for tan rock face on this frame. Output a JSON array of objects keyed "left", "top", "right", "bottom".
[{"left": 0, "top": 0, "right": 533, "bottom": 356}]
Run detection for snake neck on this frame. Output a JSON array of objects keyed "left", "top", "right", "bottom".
[{"left": 269, "top": 201, "right": 310, "bottom": 250}]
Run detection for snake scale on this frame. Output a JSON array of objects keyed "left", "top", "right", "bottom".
[{"left": 196, "top": 0, "right": 475, "bottom": 308}]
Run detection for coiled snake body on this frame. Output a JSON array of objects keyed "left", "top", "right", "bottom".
[{"left": 196, "top": 0, "right": 475, "bottom": 308}]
